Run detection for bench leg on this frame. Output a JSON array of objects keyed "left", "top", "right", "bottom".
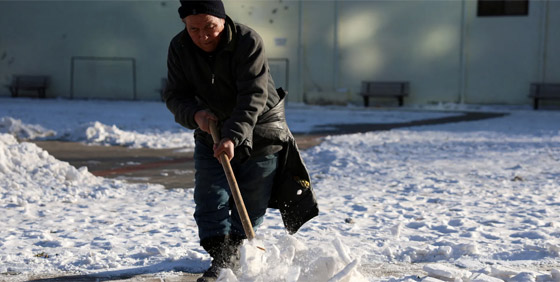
[
  {"left": 13, "top": 88, "right": 18, "bottom": 98},
  {"left": 39, "top": 88, "right": 46, "bottom": 98},
  {"left": 363, "top": 96, "right": 369, "bottom": 107},
  {"left": 397, "top": 96, "right": 404, "bottom": 107},
  {"left": 533, "top": 98, "right": 538, "bottom": 110}
]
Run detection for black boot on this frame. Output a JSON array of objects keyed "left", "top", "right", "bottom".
[
  {"left": 197, "top": 235, "right": 245, "bottom": 282},
  {"left": 226, "top": 233, "right": 245, "bottom": 271},
  {"left": 198, "top": 236, "right": 227, "bottom": 282}
]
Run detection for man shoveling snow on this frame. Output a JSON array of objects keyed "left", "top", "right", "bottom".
[{"left": 163, "top": 1, "right": 319, "bottom": 280}]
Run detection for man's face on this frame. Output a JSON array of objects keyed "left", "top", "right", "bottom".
[{"left": 184, "top": 14, "right": 226, "bottom": 53}]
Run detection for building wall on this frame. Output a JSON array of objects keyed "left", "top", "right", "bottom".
[
  {"left": 334, "top": 0, "right": 463, "bottom": 105},
  {"left": 302, "top": 0, "right": 560, "bottom": 106},
  {"left": 0, "top": 1, "right": 179, "bottom": 100},
  {"left": 544, "top": 1, "right": 560, "bottom": 83},
  {"left": 225, "top": 1, "right": 303, "bottom": 102},
  {"left": 0, "top": 0, "right": 302, "bottom": 101},
  {"left": 0, "top": 0, "right": 558, "bottom": 106},
  {"left": 462, "top": 0, "right": 542, "bottom": 104}
]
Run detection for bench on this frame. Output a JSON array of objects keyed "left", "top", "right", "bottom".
[
  {"left": 529, "top": 83, "right": 560, "bottom": 110},
  {"left": 7, "top": 75, "right": 49, "bottom": 98},
  {"left": 359, "top": 81, "right": 409, "bottom": 107}
]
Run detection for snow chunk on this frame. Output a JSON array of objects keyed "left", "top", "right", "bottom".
[
  {"left": 223, "top": 235, "right": 366, "bottom": 282},
  {"left": 391, "top": 223, "right": 403, "bottom": 237},
  {"left": 547, "top": 243, "right": 560, "bottom": 256},
  {"left": 509, "top": 272, "right": 536, "bottom": 282},
  {"left": 328, "top": 258, "right": 360, "bottom": 282},
  {"left": 490, "top": 265, "right": 519, "bottom": 280},
  {"left": 551, "top": 269, "right": 560, "bottom": 282},
  {"left": 469, "top": 273, "right": 503, "bottom": 282},
  {"left": 423, "top": 263, "right": 472, "bottom": 281},
  {"left": 421, "top": 277, "right": 447, "bottom": 282},
  {"left": 136, "top": 246, "right": 168, "bottom": 258},
  {"left": 65, "top": 166, "right": 90, "bottom": 182}
]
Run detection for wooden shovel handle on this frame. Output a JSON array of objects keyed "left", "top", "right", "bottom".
[{"left": 209, "top": 120, "right": 256, "bottom": 240}]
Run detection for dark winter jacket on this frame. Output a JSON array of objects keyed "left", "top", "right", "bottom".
[
  {"left": 164, "top": 16, "right": 283, "bottom": 159},
  {"left": 163, "top": 16, "right": 318, "bottom": 233}
]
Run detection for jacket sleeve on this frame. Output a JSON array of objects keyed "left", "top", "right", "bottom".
[
  {"left": 222, "top": 32, "right": 269, "bottom": 148},
  {"left": 163, "top": 40, "right": 204, "bottom": 130}
]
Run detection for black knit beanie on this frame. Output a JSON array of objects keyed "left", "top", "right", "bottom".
[{"left": 178, "top": 0, "right": 226, "bottom": 19}]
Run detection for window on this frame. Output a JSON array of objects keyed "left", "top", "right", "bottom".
[{"left": 478, "top": 0, "right": 529, "bottom": 17}]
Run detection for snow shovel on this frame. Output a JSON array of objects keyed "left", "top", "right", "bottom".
[{"left": 209, "top": 120, "right": 256, "bottom": 241}]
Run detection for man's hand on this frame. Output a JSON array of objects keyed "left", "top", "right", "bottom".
[
  {"left": 194, "top": 110, "right": 217, "bottom": 134},
  {"left": 214, "top": 138, "right": 234, "bottom": 161},
  {"left": 196, "top": 110, "right": 234, "bottom": 161}
]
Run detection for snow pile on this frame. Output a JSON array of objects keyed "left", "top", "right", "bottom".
[
  {"left": 0, "top": 134, "right": 201, "bottom": 277},
  {"left": 0, "top": 115, "right": 196, "bottom": 149},
  {"left": 64, "top": 121, "right": 195, "bottom": 149},
  {"left": 0, "top": 133, "right": 121, "bottom": 205},
  {"left": 0, "top": 116, "right": 56, "bottom": 140},
  {"left": 220, "top": 236, "right": 366, "bottom": 282},
  {"left": 0, "top": 98, "right": 196, "bottom": 149}
]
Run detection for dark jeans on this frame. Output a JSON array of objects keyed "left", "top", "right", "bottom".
[{"left": 193, "top": 139, "right": 278, "bottom": 241}]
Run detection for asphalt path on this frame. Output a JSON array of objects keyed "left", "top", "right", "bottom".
[
  {"left": 32, "top": 134, "right": 324, "bottom": 189},
  {"left": 31, "top": 111, "right": 505, "bottom": 190}
]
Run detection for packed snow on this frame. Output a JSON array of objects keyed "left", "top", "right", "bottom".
[{"left": 1, "top": 97, "right": 559, "bottom": 282}]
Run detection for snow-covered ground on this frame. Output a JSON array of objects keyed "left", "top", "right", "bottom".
[{"left": 1, "top": 97, "right": 559, "bottom": 282}]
